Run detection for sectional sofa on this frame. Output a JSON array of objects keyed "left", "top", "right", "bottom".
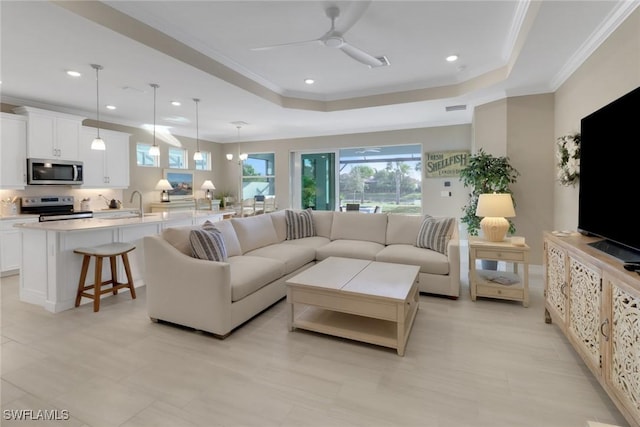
[{"left": 143, "top": 210, "right": 460, "bottom": 337}]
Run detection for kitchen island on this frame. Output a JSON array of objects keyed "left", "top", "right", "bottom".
[{"left": 16, "top": 211, "right": 226, "bottom": 313}]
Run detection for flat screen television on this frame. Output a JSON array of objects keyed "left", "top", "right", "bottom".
[{"left": 578, "top": 85, "right": 640, "bottom": 263}]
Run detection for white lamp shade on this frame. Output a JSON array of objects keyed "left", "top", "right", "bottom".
[
  {"left": 239, "top": 153, "right": 248, "bottom": 161},
  {"left": 476, "top": 193, "right": 515, "bottom": 218},
  {"left": 201, "top": 180, "right": 216, "bottom": 190},
  {"left": 155, "top": 179, "right": 173, "bottom": 191},
  {"left": 91, "top": 137, "right": 106, "bottom": 150},
  {"left": 226, "top": 153, "right": 234, "bottom": 160},
  {"left": 149, "top": 145, "right": 160, "bottom": 156},
  {"left": 193, "top": 151, "right": 203, "bottom": 161}
]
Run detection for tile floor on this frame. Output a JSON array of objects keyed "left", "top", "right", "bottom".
[{"left": 0, "top": 253, "right": 629, "bottom": 427}]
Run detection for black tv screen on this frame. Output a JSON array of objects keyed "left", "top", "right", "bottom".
[{"left": 578, "top": 86, "right": 640, "bottom": 263}]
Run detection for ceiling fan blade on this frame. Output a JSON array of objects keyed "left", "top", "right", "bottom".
[
  {"left": 340, "top": 42, "right": 385, "bottom": 67},
  {"left": 329, "top": 1, "right": 372, "bottom": 34},
  {"left": 251, "top": 38, "right": 321, "bottom": 51}
]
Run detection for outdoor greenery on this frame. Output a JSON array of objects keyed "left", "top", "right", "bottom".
[
  {"left": 459, "top": 149, "right": 520, "bottom": 236},
  {"left": 339, "top": 162, "right": 420, "bottom": 206}
]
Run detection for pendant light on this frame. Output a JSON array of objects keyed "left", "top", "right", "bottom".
[
  {"left": 148, "top": 83, "right": 160, "bottom": 157},
  {"left": 90, "top": 64, "right": 106, "bottom": 151},
  {"left": 193, "top": 98, "right": 203, "bottom": 161}
]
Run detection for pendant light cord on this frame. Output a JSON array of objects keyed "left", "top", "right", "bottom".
[
  {"left": 91, "top": 64, "right": 103, "bottom": 138},
  {"left": 194, "top": 98, "right": 200, "bottom": 152}
]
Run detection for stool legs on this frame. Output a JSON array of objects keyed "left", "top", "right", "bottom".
[
  {"left": 122, "top": 252, "right": 136, "bottom": 300},
  {"left": 93, "top": 256, "right": 103, "bottom": 312},
  {"left": 75, "top": 255, "right": 91, "bottom": 307},
  {"left": 75, "top": 251, "right": 136, "bottom": 312}
]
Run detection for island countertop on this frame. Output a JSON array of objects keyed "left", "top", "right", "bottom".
[{"left": 14, "top": 210, "right": 230, "bottom": 231}]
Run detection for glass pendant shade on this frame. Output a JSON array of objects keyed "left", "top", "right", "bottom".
[{"left": 91, "top": 136, "right": 106, "bottom": 150}]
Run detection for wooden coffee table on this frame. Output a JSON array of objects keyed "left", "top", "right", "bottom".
[{"left": 285, "top": 257, "right": 420, "bottom": 356}]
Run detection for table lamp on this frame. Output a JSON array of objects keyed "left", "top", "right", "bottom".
[
  {"left": 155, "top": 179, "right": 173, "bottom": 202},
  {"left": 475, "top": 193, "right": 515, "bottom": 242},
  {"left": 201, "top": 180, "right": 216, "bottom": 200}
]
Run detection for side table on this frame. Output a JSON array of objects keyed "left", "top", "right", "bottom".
[{"left": 469, "top": 236, "right": 530, "bottom": 307}]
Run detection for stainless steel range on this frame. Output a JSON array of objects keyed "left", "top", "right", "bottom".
[{"left": 21, "top": 196, "right": 93, "bottom": 222}]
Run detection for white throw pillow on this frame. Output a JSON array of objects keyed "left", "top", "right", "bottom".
[
  {"left": 285, "top": 208, "right": 316, "bottom": 240},
  {"left": 416, "top": 215, "right": 455, "bottom": 255}
]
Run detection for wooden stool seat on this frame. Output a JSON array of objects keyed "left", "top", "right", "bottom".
[{"left": 74, "top": 242, "right": 136, "bottom": 312}]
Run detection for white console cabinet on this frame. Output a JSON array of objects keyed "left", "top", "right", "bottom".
[
  {"left": 0, "top": 113, "right": 27, "bottom": 189},
  {"left": 544, "top": 232, "right": 640, "bottom": 427},
  {"left": 79, "top": 126, "right": 130, "bottom": 188},
  {"left": 13, "top": 106, "right": 84, "bottom": 161}
]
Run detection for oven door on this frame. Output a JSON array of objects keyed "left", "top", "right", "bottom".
[{"left": 27, "top": 158, "right": 83, "bottom": 185}]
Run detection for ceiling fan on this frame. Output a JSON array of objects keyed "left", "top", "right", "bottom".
[{"left": 252, "top": 5, "right": 389, "bottom": 68}]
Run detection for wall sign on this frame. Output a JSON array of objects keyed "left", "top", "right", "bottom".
[{"left": 424, "top": 150, "right": 470, "bottom": 178}]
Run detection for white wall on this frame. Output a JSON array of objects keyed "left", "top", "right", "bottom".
[{"left": 554, "top": 7, "right": 640, "bottom": 231}]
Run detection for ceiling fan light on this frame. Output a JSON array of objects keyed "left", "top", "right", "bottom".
[{"left": 91, "top": 137, "right": 106, "bottom": 151}]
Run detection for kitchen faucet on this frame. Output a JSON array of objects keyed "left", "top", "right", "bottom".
[{"left": 130, "top": 190, "right": 143, "bottom": 217}]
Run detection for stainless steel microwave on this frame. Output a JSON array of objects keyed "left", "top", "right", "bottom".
[{"left": 27, "top": 158, "right": 83, "bottom": 185}]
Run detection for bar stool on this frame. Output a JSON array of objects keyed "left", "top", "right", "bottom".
[{"left": 74, "top": 242, "right": 136, "bottom": 312}]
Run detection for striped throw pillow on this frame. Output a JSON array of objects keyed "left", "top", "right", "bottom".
[
  {"left": 285, "top": 208, "right": 316, "bottom": 240},
  {"left": 190, "top": 224, "right": 228, "bottom": 262},
  {"left": 416, "top": 215, "right": 455, "bottom": 255}
]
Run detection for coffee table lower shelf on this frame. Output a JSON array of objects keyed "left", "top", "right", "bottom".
[{"left": 291, "top": 300, "right": 418, "bottom": 355}]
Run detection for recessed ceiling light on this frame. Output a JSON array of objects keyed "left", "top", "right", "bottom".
[
  {"left": 66, "top": 70, "right": 82, "bottom": 77},
  {"left": 105, "top": 105, "right": 116, "bottom": 110},
  {"left": 170, "top": 101, "right": 181, "bottom": 106},
  {"left": 446, "top": 55, "right": 459, "bottom": 62},
  {"left": 304, "top": 78, "right": 315, "bottom": 85}
]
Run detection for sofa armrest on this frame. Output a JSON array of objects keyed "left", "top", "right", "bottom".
[
  {"left": 447, "top": 237, "right": 461, "bottom": 285},
  {"left": 143, "top": 235, "right": 232, "bottom": 334}
]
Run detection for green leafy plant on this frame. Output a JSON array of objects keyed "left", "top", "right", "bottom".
[{"left": 459, "top": 149, "right": 520, "bottom": 236}]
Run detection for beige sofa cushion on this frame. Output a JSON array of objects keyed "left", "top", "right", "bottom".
[
  {"left": 386, "top": 214, "right": 422, "bottom": 245},
  {"left": 330, "top": 212, "right": 387, "bottom": 244},
  {"left": 231, "top": 214, "right": 279, "bottom": 254},
  {"left": 269, "top": 210, "right": 287, "bottom": 242},
  {"left": 210, "top": 219, "right": 242, "bottom": 257},
  {"left": 162, "top": 225, "right": 198, "bottom": 256},
  {"left": 247, "top": 243, "right": 316, "bottom": 274},
  {"left": 316, "top": 240, "right": 385, "bottom": 261},
  {"left": 376, "top": 244, "right": 450, "bottom": 275},
  {"left": 281, "top": 236, "right": 331, "bottom": 249},
  {"left": 312, "top": 210, "right": 334, "bottom": 238},
  {"left": 227, "top": 255, "right": 285, "bottom": 302}
]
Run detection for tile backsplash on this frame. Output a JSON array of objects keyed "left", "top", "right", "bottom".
[{"left": 0, "top": 188, "right": 124, "bottom": 214}]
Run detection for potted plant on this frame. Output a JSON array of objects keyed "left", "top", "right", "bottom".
[{"left": 459, "top": 149, "right": 520, "bottom": 267}]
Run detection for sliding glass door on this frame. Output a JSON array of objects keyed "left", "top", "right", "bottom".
[{"left": 291, "top": 151, "right": 337, "bottom": 211}]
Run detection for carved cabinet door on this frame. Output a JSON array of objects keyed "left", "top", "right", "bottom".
[
  {"left": 544, "top": 240, "right": 569, "bottom": 326},
  {"left": 567, "top": 254, "right": 603, "bottom": 376},
  {"left": 604, "top": 273, "right": 640, "bottom": 427}
]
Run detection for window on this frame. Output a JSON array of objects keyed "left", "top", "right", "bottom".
[
  {"left": 194, "top": 151, "right": 211, "bottom": 171},
  {"left": 168, "top": 147, "right": 187, "bottom": 169},
  {"left": 136, "top": 143, "right": 159, "bottom": 167},
  {"left": 338, "top": 145, "right": 422, "bottom": 214},
  {"left": 242, "top": 153, "right": 275, "bottom": 200}
]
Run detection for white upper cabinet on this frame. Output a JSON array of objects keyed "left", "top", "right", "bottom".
[
  {"left": 13, "top": 106, "right": 84, "bottom": 161},
  {"left": 79, "top": 126, "right": 130, "bottom": 188},
  {"left": 0, "top": 113, "right": 27, "bottom": 189}
]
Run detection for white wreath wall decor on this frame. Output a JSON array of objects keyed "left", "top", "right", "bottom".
[{"left": 557, "top": 133, "right": 581, "bottom": 186}]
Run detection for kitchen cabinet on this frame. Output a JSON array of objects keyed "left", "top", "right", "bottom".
[
  {"left": 79, "top": 126, "right": 130, "bottom": 188},
  {"left": 0, "top": 113, "right": 27, "bottom": 189},
  {"left": 1, "top": 217, "right": 39, "bottom": 276},
  {"left": 13, "top": 106, "right": 84, "bottom": 161},
  {"left": 544, "top": 232, "right": 640, "bottom": 427}
]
